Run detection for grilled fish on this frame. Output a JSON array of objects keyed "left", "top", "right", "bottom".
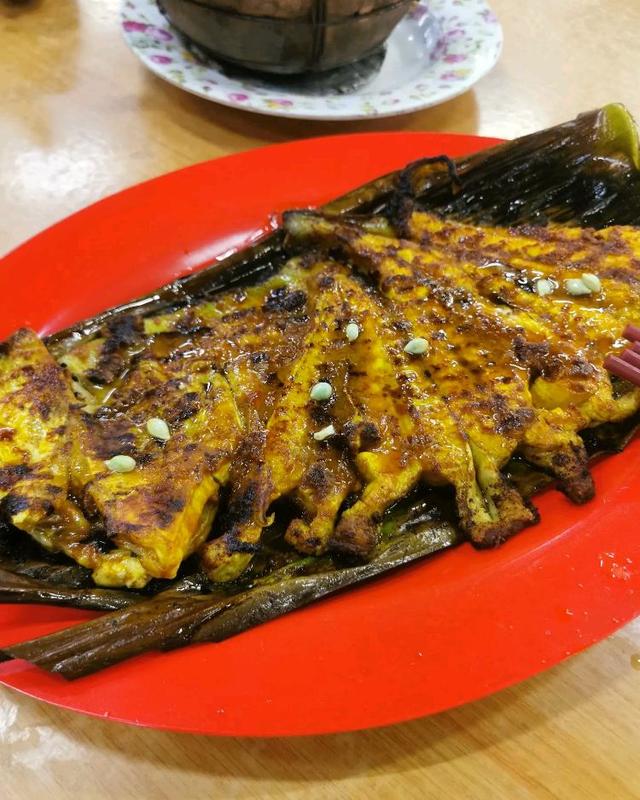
[
  {"left": 3, "top": 207, "right": 640, "bottom": 586},
  {"left": 1, "top": 262, "right": 321, "bottom": 587},
  {"left": 0, "top": 327, "right": 246, "bottom": 588},
  {"left": 0, "top": 330, "right": 92, "bottom": 559},
  {"left": 284, "top": 210, "right": 640, "bottom": 543},
  {"left": 403, "top": 211, "right": 640, "bottom": 362},
  {"left": 204, "top": 258, "right": 522, "bottom": 580},
  {"left": 202, "top": 263, "right": 360, "bottom": 580}
]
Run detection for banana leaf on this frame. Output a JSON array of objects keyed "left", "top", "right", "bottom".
[
  {"left": 3, "top": 105, "right": 640, "bottom": 677},
  {"left": 399, "top": 102, "right": 640, "bottom": 227},
  {"left": 0, "top": 568, "right": 139, "bottom": 612},
  {"left": 46, "top": 103, "right": 640, "bottom": 354},
  {"left": 0, "top": 512, "right": 458, "bottom": 679},
  {"left": 3, "top": 406, "right": 638, "bottom": 678}
]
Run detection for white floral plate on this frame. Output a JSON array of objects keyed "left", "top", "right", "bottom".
[{"left": 121, "top": 0, "right": 502, "bottom": 121}]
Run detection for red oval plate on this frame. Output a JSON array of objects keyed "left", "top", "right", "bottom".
[{"left": 1, "top": 133, "right": 640, "bottom": 737}]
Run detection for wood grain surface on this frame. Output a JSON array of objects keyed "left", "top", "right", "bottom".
[{"left": 2, "top": 0, "right": 640, "bottom": 797}]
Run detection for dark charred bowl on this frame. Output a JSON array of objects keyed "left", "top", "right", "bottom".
[{"left": 158, "top": 0, "right": 415, "bottom": 75}]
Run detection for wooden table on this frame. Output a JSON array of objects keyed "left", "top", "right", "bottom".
[{"left": 2, "top": 0, "right": 640, "bottom": 796}]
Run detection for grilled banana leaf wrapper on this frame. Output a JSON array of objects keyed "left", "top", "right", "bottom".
[
  {"left": 0, "top": 505, "right": 459, "bottom": 679},
  {"left": 46, "top": 102, "right": 640, "bottom": 352},
  {"left": 3, "top": 104, "right": 640, "bottom": 677},
  {"left": 0, "top": 569, "right": 139, "bottom": 612},
  {"left": 1, "top": 408, "right": 637, "bottom": 678}
]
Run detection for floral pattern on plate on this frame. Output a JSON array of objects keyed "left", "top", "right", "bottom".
[{"left": 121, "top": 0, "right": 502, "bottom": 121}]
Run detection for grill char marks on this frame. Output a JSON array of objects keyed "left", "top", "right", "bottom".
[
  {"left": 5, "top": 207, "right": 640, "bottom": 586},
  {"left": 282, "top": 210, "right": 640, "bottom": 544},
  {"left": 0, "top": 329, "right": 94, "bottom": 560},
  {"left": 202, "top": 264, "right": 360, "bottom": 580},
  {"left": 85, "top": 315, "right": 145, "bottom": 386},
  {"left": 25, "top": 259, "right": 322, "bottom": 587}
]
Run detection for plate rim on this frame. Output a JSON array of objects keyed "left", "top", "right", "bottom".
[
  {"left": 1, "top": 130, "right": 639, "bottom": 737},
  {"left": 119, "top": 0, "right": 503, "bottom": 121}
]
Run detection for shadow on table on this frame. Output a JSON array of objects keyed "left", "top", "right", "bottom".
[
  {"left": 3, "top": 643, "right": 625, "bottom": 782},
  {"left": 139, "top": 70, "right": 480, "bottom": 145},
  {"left": 0, "top": 0, "right": 44, "bottom": 13}
]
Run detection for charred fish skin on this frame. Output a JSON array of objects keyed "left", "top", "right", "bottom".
[
  {"left": 38, "top": 261, "right": 322, "bottom": 588},
  {"left": 310, "top": 267, "right": 511, "bottom": 555},
  {"left": 283, "top": 208, "right": 640, "bottom": 513},
  {"left": 401, "top": 211, "right": 640, "bottom": 489},
  {"left": 201, "top": 263, "right": 361, "bottom": 582},
  {"left": 72, "top": 368, "right": 243, "bottom": 588},
  {"left": 204, "top": 252, "right": 534, "bottom": 580},
  {"left": 4, "top": 105, "right": 640, "bottom": 587},
  {"left": 285, "top": 212, "right": 543, "bottom": 545},
  {"left": 0, "top": 266, "right": 314, "bottom": 588},
  {"left": 283, "top": 211, "right": 640, "bottom": 544},
  {"left": 0, "top": 329, "right": 98, "bottom": 561}
]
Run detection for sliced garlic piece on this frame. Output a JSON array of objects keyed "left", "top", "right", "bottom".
[
  {"left": 146, "top": 417, "right": 171, "bottom": 441},
  {"left": 564, "top": 278, "right": 592, "bottom": 296},
  {"left": 313, "top": 424, "right": 336, "bottom": 442},
  {"left": 105, "top": 455, "right": 136, "bottom": 473},
  {"left": 310, "top": 382, "right": 332, "bottom": 402},
  {"left": 534, "top": 278, "right": 554, "bottom": 297},
  {"left": 580, "top": 272, "right": 602, "bottom": 292},
  {"left": 404, "top": 337, "right": 429, "bottom": 355},
  {"left": 345, "top": 323, "right": 360, "bottom": 342}
]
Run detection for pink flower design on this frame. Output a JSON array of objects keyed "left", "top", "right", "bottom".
[
  {"left": 229, "top": 92, "right": 250, "bottom": 102},
  {"left": 123, "top": 20, "right": 148, "bottom": 32},
  {"left": 146, "top": 26, "right": 173, "bottom": 42},
  {"left": 444, "top": 53, "right": 466, "bottom": 63},
  {"left": 150, "top": 54, "right": 172, "bottom": 64}
]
